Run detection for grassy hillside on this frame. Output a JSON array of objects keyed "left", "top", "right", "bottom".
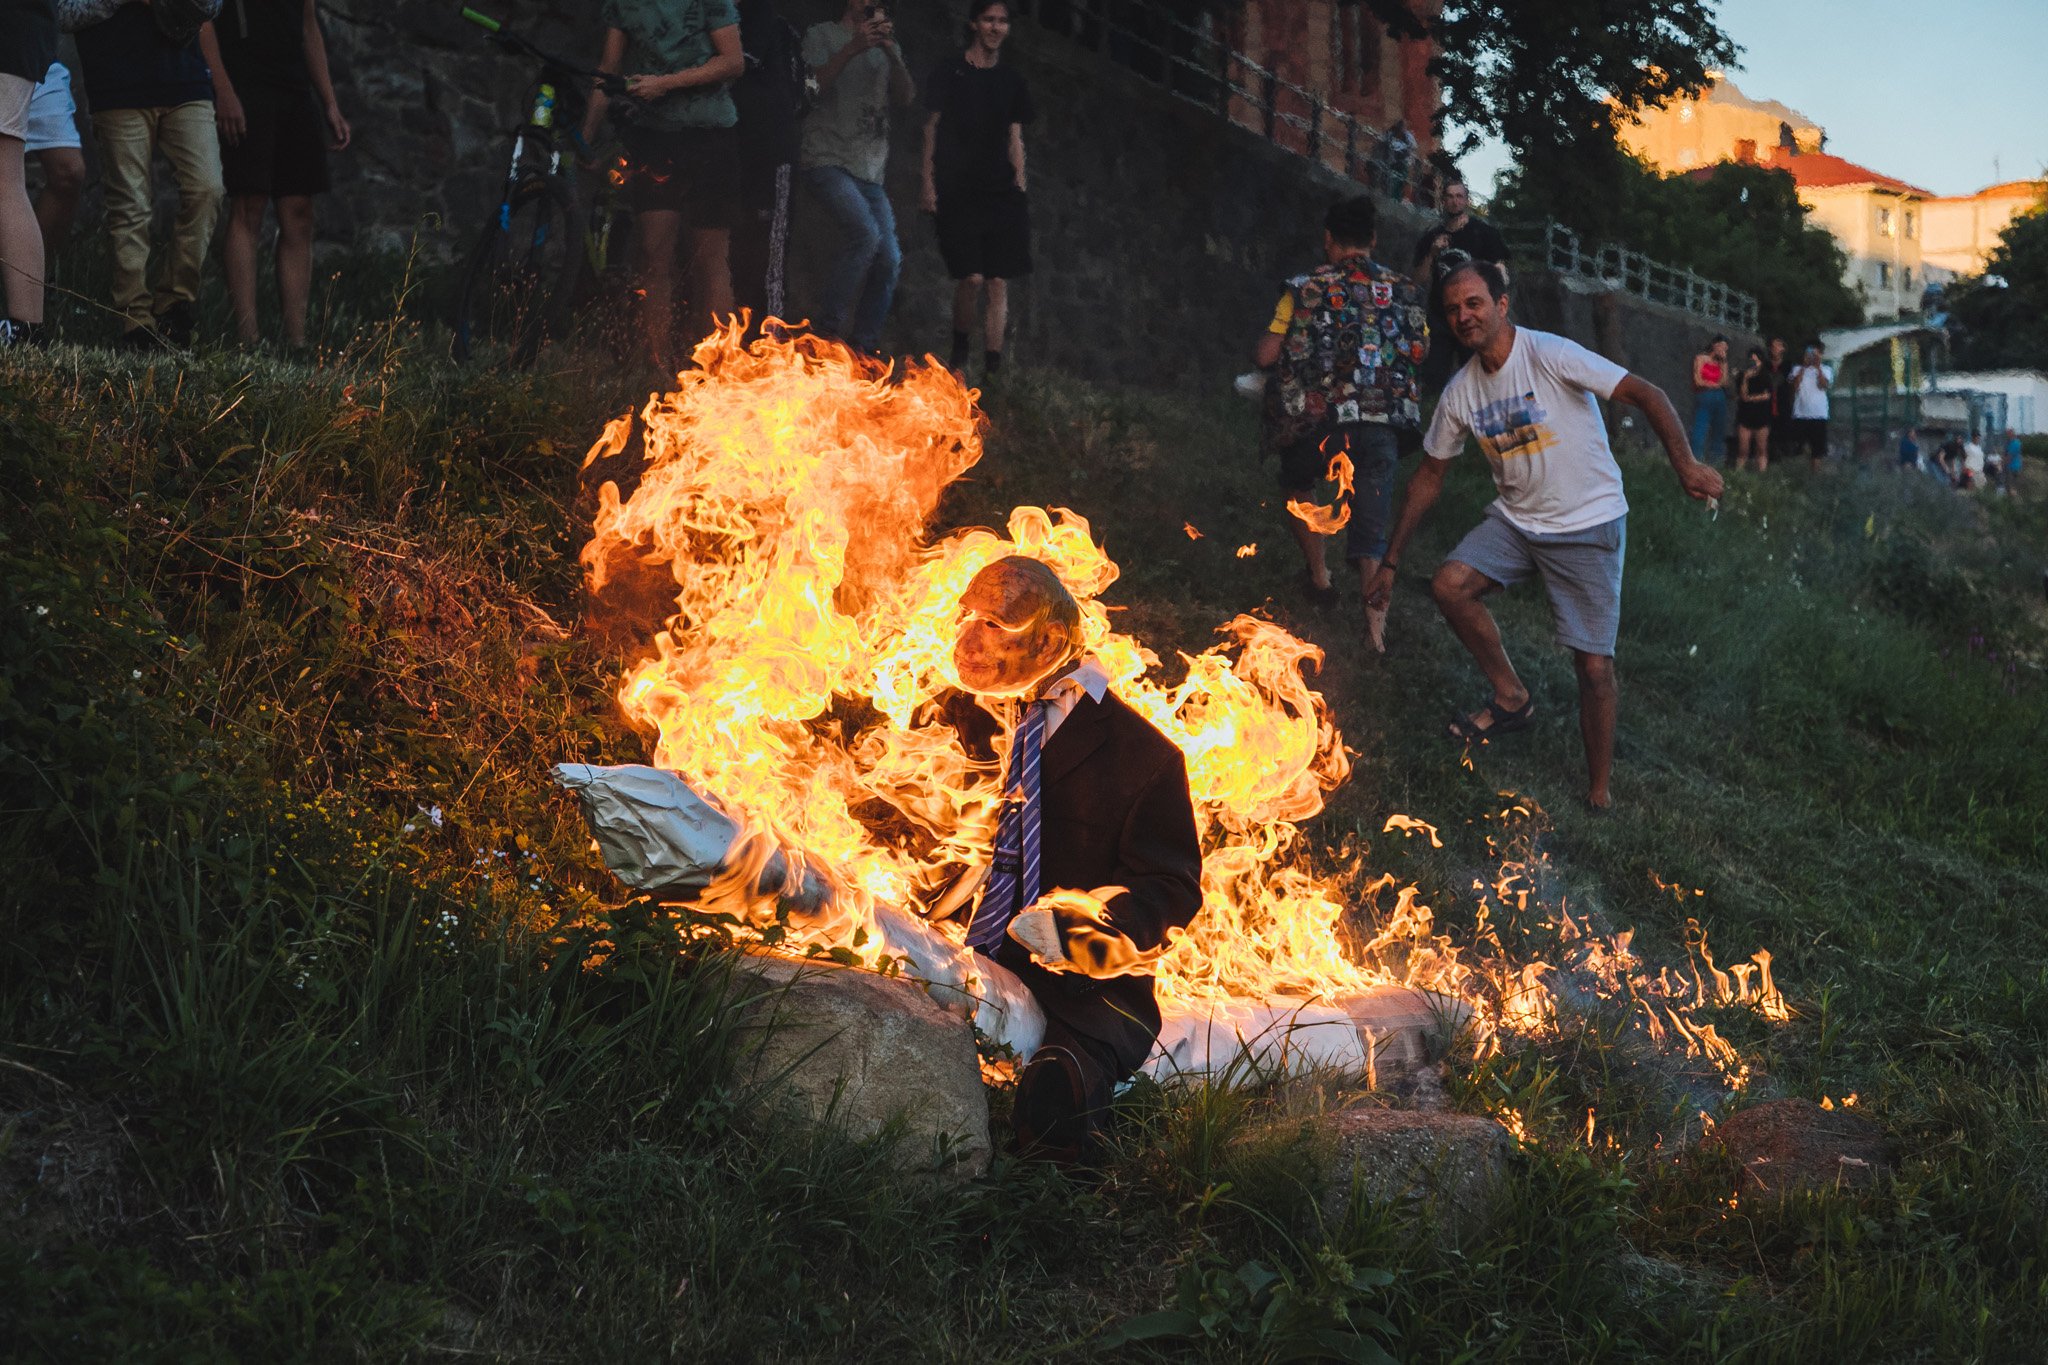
[{"left": 3, "top": 309, "right": 2046, "bottom": 1362}]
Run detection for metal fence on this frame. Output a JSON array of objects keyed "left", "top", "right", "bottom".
[
  {"left": 1500, "top": 221, "right": 1759, "bottom": 332},
  {"left": 1010, "top": 0, "right": 1440, "bottom": 207}
]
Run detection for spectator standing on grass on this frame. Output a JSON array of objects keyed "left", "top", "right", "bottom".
[
  {"left": 1735, "top": 345, "right": 1774, "bottom": 471},
  {"left": 732, "top": 0, "right": 808, "bottom": 324},
  {"left": 1411, "top": 175, "right": 1507, "bottom": 392},
  {"left": 0, "top": 0, "right": 58, "bottom": 348},
  {"left": 1960, "top": 431, "right": 1986, "bottom": 490},
  {"left": 1787, "top": 339, "right": 1831, "bottom": 470},
  {"left": 1896, "top": 426, "right": 1920, "bottom": 474},
  {"left": 25, "top": 62, "right": 87, "bottom": 265},
  {"left": 1252, "top": 194, "right": 1428, "bottom": 648},
  {"left": 1690, "top": 335, "right": 1731, "bottom": 465},
  {"left": 799, "top": 0, "right": 913, "bottom": 353},
  {"left": 62, "top": 0, "right": 228, "bottom": 350},
  {"left": 1363, "top": 260, "right": 1722, "bottom": 811},
  {"left": 922, "top": 0, "right": 1033, "bottom": 378},
  {"left": 1934, "top": 429, "right": 1963, "bottom": 485},
  {"left": 584, "top": 0, "right": 744, "bottom": 376},
  {"left": 2004, "top": 429, "right": 2023, "bottom": 495},
  {"left": 1766, "top": 336, "right": 1794, "bottom": 458},
  {"left": 211, "top": 0, "right": 351, "bottom": 351}
]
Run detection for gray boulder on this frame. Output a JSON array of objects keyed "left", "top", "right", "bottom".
[
  {"left": 1318, "top": 1108, "right": 1516, "bottom": 1243},
  {"left": 734, "top": 954, "right": 992, "bottom": 1179}
]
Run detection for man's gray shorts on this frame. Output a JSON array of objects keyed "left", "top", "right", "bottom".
[{"left": 1447, "top": 507, "right": 1627, "bottom": 657}]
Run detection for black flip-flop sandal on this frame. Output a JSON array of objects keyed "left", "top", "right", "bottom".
[{"left": 1445, "top": 696, "right": 1536, "bottom": 742}]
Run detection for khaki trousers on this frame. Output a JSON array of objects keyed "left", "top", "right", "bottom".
[{"left": 92, "top": 101, "right": 224, "bottom": 329}]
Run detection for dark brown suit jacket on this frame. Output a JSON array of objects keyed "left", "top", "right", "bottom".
[{"left": 950, "top": 688, "right": 1204, "bottom": 1076}]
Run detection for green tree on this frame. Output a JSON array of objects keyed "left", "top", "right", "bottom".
[
  {"left": 1946, "top": 200, "right": 2048, "bottom": 371},
  {"left": 1355, "top": 0, "right": 1737, "bottom": 223},
  {"left": 1494, "top": 155, "right": 1864, "bottom": 342}
]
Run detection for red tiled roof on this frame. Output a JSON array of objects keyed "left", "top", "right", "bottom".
[{"left": 1768, "top": 147, "right": 1932, "bottom": 197}]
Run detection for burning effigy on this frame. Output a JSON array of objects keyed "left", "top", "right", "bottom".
[{"left": 557, "top": 321, "right": 1785, "bottom": 1113}]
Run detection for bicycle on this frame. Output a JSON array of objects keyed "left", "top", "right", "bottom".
[{"left": 450, "top": 7, "right": 638, "bottom": 367}]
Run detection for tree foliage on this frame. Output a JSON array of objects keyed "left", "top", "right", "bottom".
[
  {"left": 1492, "top": 155, "right": 1865, "bottom": 343},
  {"left": 1945, "top": 200, "right": 2048, "bottom": 372},
  {"left": 1356, "top": 0, "right": 1736, "bottom": 188}
]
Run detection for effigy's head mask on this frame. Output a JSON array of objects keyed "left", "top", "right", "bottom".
[{"left": 952, "top": 556, "right": 1081, "bottom": 697}]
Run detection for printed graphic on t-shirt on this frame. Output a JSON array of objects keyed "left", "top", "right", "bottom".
[{"left": 1470, "top": 390, "right": 1555, "bottom": 461}]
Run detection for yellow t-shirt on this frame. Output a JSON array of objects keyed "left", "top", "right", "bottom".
[{"left": 1267, "top": 293, "right": 1293, "bottom": 335}]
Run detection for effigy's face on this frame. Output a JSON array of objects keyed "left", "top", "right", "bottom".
[{"left": 952, "top": 562, "right": 1069, "bottom": 696}]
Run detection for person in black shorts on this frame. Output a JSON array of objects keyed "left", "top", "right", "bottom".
[
  {"left": 1733, "top": 344, "right": 1773, "bottom": 471},
  {"left": 920, "top": 0, "right": 1033, "bottom": 377},
  {"left": 212, "top": 0, "right": 351, "bottom": 349},
  {"left": 584, "top": 0, "right": 744, "bottom": 374}
]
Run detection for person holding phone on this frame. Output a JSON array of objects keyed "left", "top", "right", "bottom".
[{"left": 799, "top": 0, "right": 914, "bottom": 353}]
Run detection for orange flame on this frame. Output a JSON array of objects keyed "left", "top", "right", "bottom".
[{"left": 577, "top": 324, "right": 1788, "bottom": 1082}]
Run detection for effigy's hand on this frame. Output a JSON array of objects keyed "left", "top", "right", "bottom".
[{"left": 1007, "top": 886, "right": 1157, "bottom": 978}]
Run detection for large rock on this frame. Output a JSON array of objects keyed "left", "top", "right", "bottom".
[
  {"left": 734, "top": 954, "right": 992, "bottom": 1179},
  {"left": 1707, "top": 1098, "right": 1890, "bottom": 1194},
  {"left": 1317, "top": 1108, "right": 1515, "bottom": 1243}
]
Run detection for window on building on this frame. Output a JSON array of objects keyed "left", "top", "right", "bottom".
[
  {"left": 1878, "top": 206, "right": 1895, "bottom": 237},
  {"left": 1333, "top": 5, "right": 1383, "bottom": 96},
  {"left": 1904, "top": 266, "right": 1914, "bottom": 291},
  {"left": 1905, "top": 210, "right": 1917, "bottom": 239},
  {"left": 1734, "top": 138, "right": 1757, "bottom": 164},
  {"left": 1878, "top": 262, "right": 1892, "bottom": 289}
]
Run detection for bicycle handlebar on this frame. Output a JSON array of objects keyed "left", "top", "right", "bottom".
[{"left": 459, "top": 6, "right": 633, "bottom": 99}]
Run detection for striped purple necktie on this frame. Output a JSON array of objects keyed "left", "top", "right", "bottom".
[{"left": 967, "top": 698, "right": 1048, "bottom": 953}]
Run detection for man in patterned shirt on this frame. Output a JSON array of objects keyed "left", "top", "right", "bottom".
[{"left": 1254, "top": 195, "right": 1428, "bottom": 648}]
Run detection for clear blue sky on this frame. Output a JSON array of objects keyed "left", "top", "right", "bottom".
[{"left": 1464, "top": 0, "right": 2048, "bottom": 202}]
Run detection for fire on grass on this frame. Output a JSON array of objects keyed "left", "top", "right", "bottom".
[{"left": 576, "top": 322, "right": 1785, "bottom": 1086}]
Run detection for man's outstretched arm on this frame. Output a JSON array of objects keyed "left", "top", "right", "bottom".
[
  {"left": 1613, "top": 373, "right": 1724, "bottom": 502},
  {"left": 1363, "top": 454, "right": 1452, "bottom": 608}
]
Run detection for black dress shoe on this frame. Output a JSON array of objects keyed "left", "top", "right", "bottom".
[{"left": 1013, "top": 1045, "right": 1094, "bottom": 1166}]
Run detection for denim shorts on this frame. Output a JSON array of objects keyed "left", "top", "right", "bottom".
[
  {"left": 1277, "top": 422, "right": 1404, "bottom": 562},
  {"left": 1448, "top": 506, "right": 1627, "bottom": 656}
]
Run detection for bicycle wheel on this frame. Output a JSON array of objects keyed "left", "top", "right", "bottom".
[{"left": 451, "top": 174, "right": 579, "bottom": 367}]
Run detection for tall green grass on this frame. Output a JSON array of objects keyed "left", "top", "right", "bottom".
[{"left": 3, "top": 309, "right": 2045, "bottom": 1360}]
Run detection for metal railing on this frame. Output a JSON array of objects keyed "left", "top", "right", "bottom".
[
  {"left": 1501, "top": 221, "right": 1760, "bottom": 332},
  {"left": 1011, "top": 0, "right": 1440, "bottom": 207}
]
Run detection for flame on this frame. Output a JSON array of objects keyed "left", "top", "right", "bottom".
[
  {"left": 1283, "top": 445, "right": 1355, "bottom": 535},
  {"left": 1235, "top": 543, "right": 1258, "bottom": 558},
  {"left": 1183, "top": 522, "right": 1203, "bottom": 540},
  {"left": 577, "top": 324, "right": 1788, "bottom": 1084}
]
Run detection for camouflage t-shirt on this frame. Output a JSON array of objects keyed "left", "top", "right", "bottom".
[{"left": 602, "top": 0, "right": 740, "bottom": 130}]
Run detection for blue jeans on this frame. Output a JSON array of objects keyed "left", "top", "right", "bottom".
[
  {"left": 1690, "top": 388, "right": 1730, "bottom": 463},
  {"left": 802, "top": 166, "right": 900, "bottom": 352}
]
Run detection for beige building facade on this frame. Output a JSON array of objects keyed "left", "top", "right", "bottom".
[
  {"left": 1921, "top": 180, "right": 2048, "bottom": 281},
  {"left": 1620, "top": 73, "right": 1822, "bottom": 171}
]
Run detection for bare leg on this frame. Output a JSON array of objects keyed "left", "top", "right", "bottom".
[
  {"left": 984, "top": 276, "right": 1007, "bottom": 353},
  {"left": 952, "top": 274, "right": 980, "bottom": 335},
  {"left": 634, "top": 208, "right": 682, "bottom": 375},
  {"left": 1353, "top": 553, "right": 1386, "bottom": 651},
  {"left": 687, "top": 225, "right": 733, "bottom": 337},
  {"left": 1286, "top": 503, "right": 1329, "bottom": 591},
  {"left": 223, "top": 194, "right": 267, "bottom": 342},
  {"left": 1735, "top": 426, "right": 1753, "bottom": 471},
  {"left": 1573, "top": 651, "right": 1618, "bottom": 808},
  {"left": 31, "top": 146, "right": 85, "bottom": 258},
  {"left": 0, "top": 135, "right": 45, "bottom": 325},
  {"left": 1432, "top": 560, "right": 1529, "bottom": 721},
  {"left": 273, "top": 195, "right": 315, "bottom": 346},
  {"left": 1755, "top": 427, "right": 1769, "bottom": 473}
]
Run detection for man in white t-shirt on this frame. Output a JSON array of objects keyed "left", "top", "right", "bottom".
[
  {"left": 1960, "top": 432, "right": 1987, "bottom": 490},
  {"left": 1787, "top": 340, "right": 1832, "bottom": 470},
  {"left": 1363, "top": 260, "right": 1722, "bottom": 810}
]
